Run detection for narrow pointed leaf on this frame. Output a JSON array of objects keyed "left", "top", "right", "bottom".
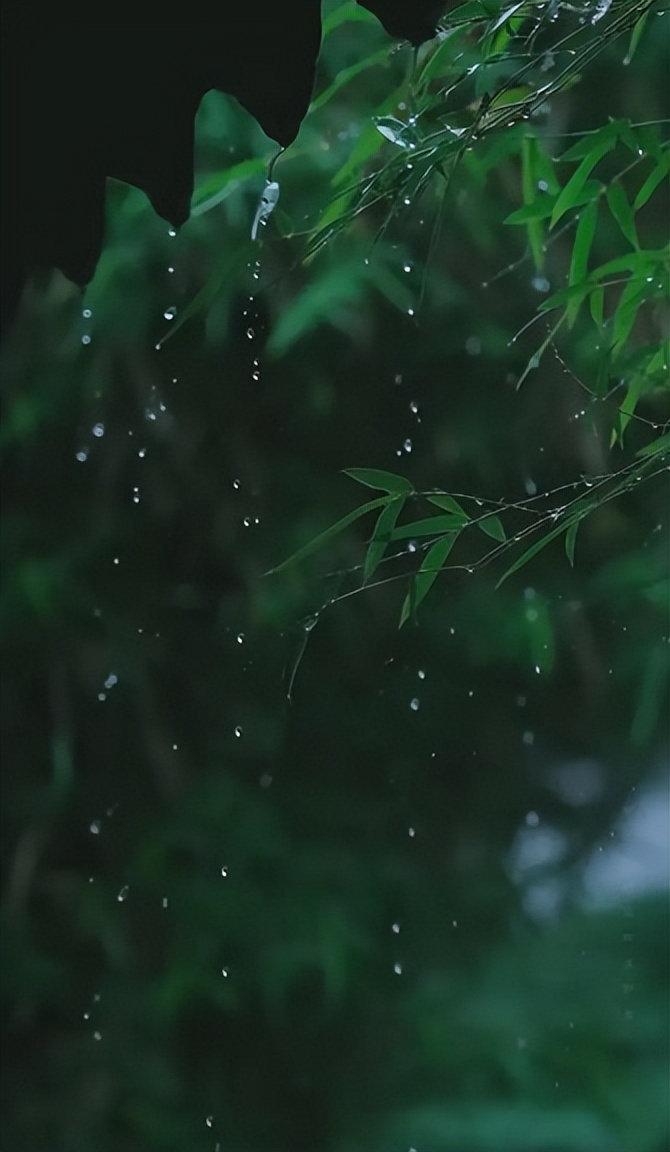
[
  {"left": 266, "top": 496, "right": 390, "bottom": 574},
  {"left": 565, "top": 520, "right": 580, "bottom": 567},
  {"left": 344, "top": 467, "right": 414, "bottom": 494},
  {"left": 391, "top": 514, "right": 464, "bottom": 540},
  {"left": 633, "top": 152, "right": 670, "bottom": 211},
  {"left": 399, "top": 533, "right": 457, "bottom": 627},
  {"left": 551, "top": 134, "right": 615, "bottom": 226},
  {"left": 364, "top": 497, "right": 405, "bottom": 584},
  {"left": 477, "top": 514, "right": 506, "bottom": 542},
  {"left": 567, "top": 199, "right": 598, "bottom": 325},
  {"left": 427, "top": 493, "right": 469, "bottom": 521},
  {"left": 606, "top": 183, "right": 638, "bottom": 248}
]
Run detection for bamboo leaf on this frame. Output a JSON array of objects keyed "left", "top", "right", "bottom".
[
  {"left": 427, "top": 493, "right": 469, "bottom": 521},
  {"left": 477, "top": 514, "right": 506, "bottom": 542},
  {"left": 267, "top": 496, "right": 390, "bottom": 574},
  {"left": 364, "top": 497, "right": 406, "bottom": 583},
  {"left": 606, "top": 183, "right": 638, "bottom": 248},
  {"left": 636, "top": 431, "right": 670, "bottom": 458},
  {"left": 391, "top": 514, "right": 464, "bottom": 540},
  {"left": 344, "top": 468, "right": 414, "bottom": 494},
  {"left": 567, "top": 199, "right": 599, "bottom": 326},
  {"left": 551, "top": 132, "right": 616, "bottom": 226},
  {"left": 399, "top": 533, "right": 458, "bottom": 627},
  {"left": 565, "top": 520, "right": 580, "bottom": 567},
  {"left": 633, "top": 150, "right": 670, "bottom": 211}
]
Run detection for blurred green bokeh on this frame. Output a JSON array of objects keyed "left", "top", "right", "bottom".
[{"left": 1, "top": 2, "right": 668, "bottom": 1150}]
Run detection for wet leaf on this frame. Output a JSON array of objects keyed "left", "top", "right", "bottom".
[
  {"left": 399, "top": 533, "right": 458, "bottom": 627},
  {"left": 267, "top": 496, "right": 390, "bottom": 574},
  {"left": 344, "top": 468, "right": 414, "bottom": 494},
  {"left": 364, "top": 497, "right": 406, "bottom": 583}
]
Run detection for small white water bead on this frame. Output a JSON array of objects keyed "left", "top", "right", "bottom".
[
  {"left": 117, "top": 885, "right": 129, "bottom": 902},
  {"left": 163, "top": 306, "right": 177, "bottom": 321}
]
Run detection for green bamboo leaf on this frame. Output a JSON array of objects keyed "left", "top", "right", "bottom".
[
  {"left": 391, "top": 514, "right": 464, "bottom": 540},
  {"left": 612, "top": 276, "right": 647, "bottom": 355},
  {"left": 399, "top": 533, "right": 458, "bottom": 627},
  {"left": 636, "top": 431, "right": 670, "bottom": 458},
  {"left": 266, "top": 496, "right": 390, "bottom": 574},
  {"left": 364, "top": 497, "right": 406, "bottom": 584},
  {"left": 497, "top": 496, "right": 597, "bottom": 587},
  {"left": 589, "top": 284, "right": 605, "bottom": 327},
  {"left": 567, "top": 199, "right": 599, "bottom": 326},
  {"left": 496, "top": 517, "right": 575, "bottom": 587},
  {"left": 344, "top": 468, "right": 414, "bottom": 494},
  {"left": 559, "top": 121, "right": 621, "bottom": 163},
  {"left": 427, "top": 493, "right": 469, "bottom": 521},
  {"left": 606, "top": 183, "right": 638, "bottom": 248},
  {"left": 504, "top": 199, "right": 557, "bottom": 225},
  {"left": 522, "top": 135, "right": 544, "bottom": 272},
  {"left": 633, "top": 151, "right": 670, "bottom": 211},
  {"left": 624, "top": 7, "right": 650, "bottom": 65},
  {"left": 477, "top": 514, "right": 506, "bottom": 542},
  {"left": 551, "top": 133, "right": 616, "bottom": 226},
  {"left": 592, "top": 251, "right": 660, "bottom": 279},
  {"left": 565, "top": 520, "right": 580, "bottom": 567}
]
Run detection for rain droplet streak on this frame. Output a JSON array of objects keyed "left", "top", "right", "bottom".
[
  {"left": 236, "top": 633, "right": 245, "bottom": 645},
  {"left": 234, "top": 725, "right": 243, "bottom": 738},
  {"left": 117, "top": 885, "right": 129, "bottom": 902},
  {"left": 220, "top": 866, "right": 228, "bottom": 878}
]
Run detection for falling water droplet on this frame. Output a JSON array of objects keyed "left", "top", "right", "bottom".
[
  {"left": 163, "top": 306, "right": 177, "bottom": 321},
  {"left": 92, "top": 422, "right": 105, "bottom": 438},
  {"left": 76, "top": 449, "right": 89, "bottom": 462},
  {"left": 410, "top": 698, "right": 420, "bottom": 711},
  {"left": 221, "top": 967, "right": 229, "bottom": 978},
  {"left": 103, "top": 673, "right": 118, "bottom": 690},
  {"left": 403, "top": 438, "right": 412, "bottom": 453},
  {"left": 117, "top": 885, "right": 129, "bottom": 902},
  {"left": 221, "top": 866, "right": 228, "bottom": 877},
  {"left": 90, "top": 820, "right": 101, "bottom": 835},
  {"left": 81, "top": 334, "right": 92, "bottom": 346},
  {"left": 234, "top": 725, "right": 243, "bottom": 738},
  {"left": 392, "top": 922, "right": 401, "bottom": 934},
  {"left": 394, "top": 962, "right": 403, "bottom": 974},
  {"left": 237, "top": 633, "right": 245, "bottom": 644}
]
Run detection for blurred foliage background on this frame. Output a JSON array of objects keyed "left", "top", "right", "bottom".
[{"left": 1, "top": 2, "right": 668, "bottom": 1150}]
